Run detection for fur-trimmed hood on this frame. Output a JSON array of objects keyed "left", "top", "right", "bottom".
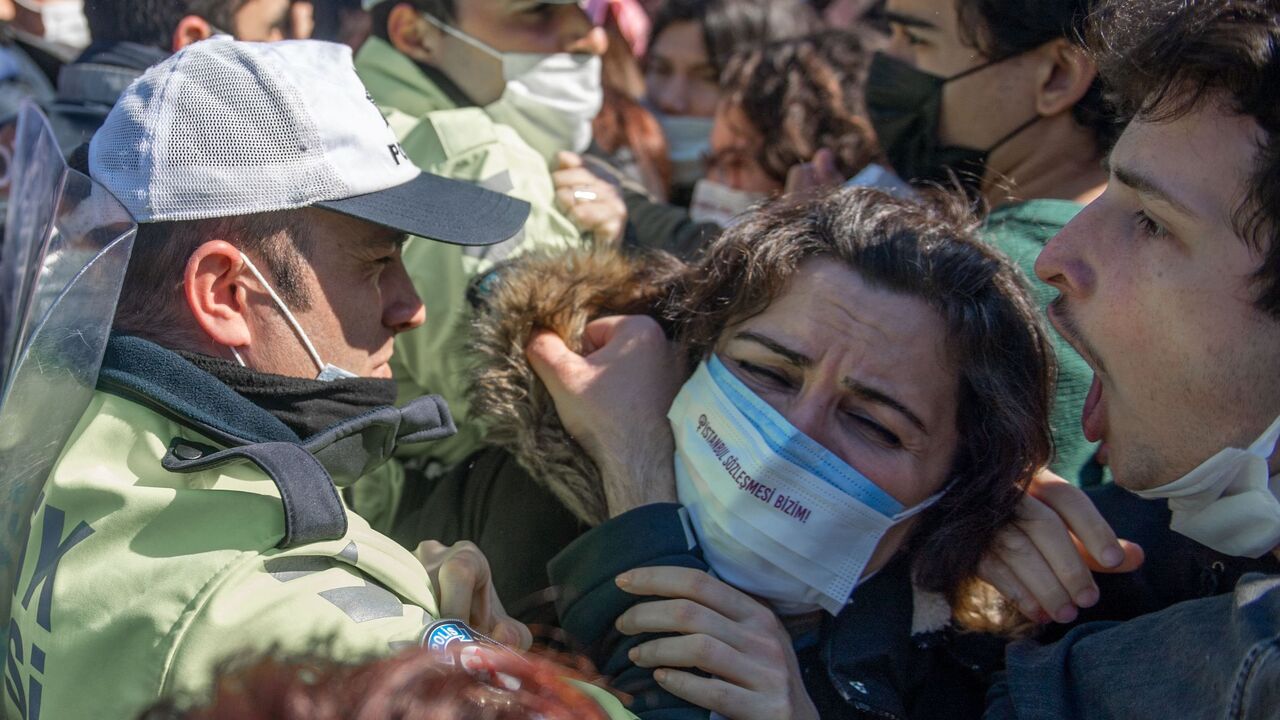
[{"left": 466, "top": 248, "right": 686, "bottom": 526}]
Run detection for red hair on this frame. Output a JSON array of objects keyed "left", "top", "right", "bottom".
[{"left": 142, "top": 646, "right": 610, "bottom": 720}]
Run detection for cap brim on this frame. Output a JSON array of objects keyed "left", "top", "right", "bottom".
[{"left": 314, "top": 171, "right": 530, "bottom": 247}]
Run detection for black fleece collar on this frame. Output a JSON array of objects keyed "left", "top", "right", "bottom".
[
  {"left": 73, "top": 41, "right": 170, "bottom": 72},
  {"left": 98, "top": 334, "right": 300, "bottom": 446},
  {"left": 97, "top": 334, "right": 457, "bottom": 488},
  {"left": 177, "top": 350, "right": 398, "bottom": 440}
]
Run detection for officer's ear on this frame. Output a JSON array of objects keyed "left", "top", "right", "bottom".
[
  {"left": 184, "top": 240, "right": 254, "bottom": 354},
  {"left": 387, "top": 2, "right": 441, "bottom": 65},
  {"left": 172, "top": 15, "right": 215, "bottom": 53},
  {"left": 1032, "top": 38, "right": 1098, "bottom": 119}
]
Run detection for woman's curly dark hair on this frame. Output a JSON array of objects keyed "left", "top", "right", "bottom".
[
  {"left": 668, "top": 187, "right": 1056, "bottom": 601},
  {"left": 720, "top": 30, "right": 883, "bottom": 184}
]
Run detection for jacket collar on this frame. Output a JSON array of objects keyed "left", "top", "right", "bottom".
[
  {"left": 57, "top": 42, "right": 169, "bottom": 111},
  {"left": 97, "top": 334, "right": 457, "bottom": 488},
  {"left": 98, "top": 334, "right": 300, "bottom": 447},
  {"left": 355, "top": 35, "right": 474, "bottom": 117},
  {"left": 74, "top": 41, "right": 170, "bottom": 72}
]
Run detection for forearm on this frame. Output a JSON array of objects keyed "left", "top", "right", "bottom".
[{"left": 598, "top": 453, "right": 678, "bottom": 519}]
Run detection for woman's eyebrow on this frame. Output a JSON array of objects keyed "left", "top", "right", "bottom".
[
  {"left": 734, "top": 330, "right": 930, "bottom": 435},
  {"left": 842, "top": 378, "right": 929, "bottom": 435},
  {"left": 734, "top": 331, "right": 811, "bottom": 367}
]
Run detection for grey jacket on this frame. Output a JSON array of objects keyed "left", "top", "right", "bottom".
[{"left": 984, "top": 486, "right": 1280, "bottom": 720}]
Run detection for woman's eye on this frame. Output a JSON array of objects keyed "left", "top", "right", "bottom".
[
  {"left": 737, "top": 361, "right": 794, "bottom": 390},
  {"left": 846, "top": 413, "right": 902, "bottom": 448},
  {"left": 646, "top": 62, "right": 672, "bottom": 80},
  {"left": 1134, "top": 210, "right": 1171, "bottom": 239}
]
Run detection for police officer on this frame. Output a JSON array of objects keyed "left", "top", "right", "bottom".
[{"left": 0, "top": 38, "right": 645, "bottom": 720}]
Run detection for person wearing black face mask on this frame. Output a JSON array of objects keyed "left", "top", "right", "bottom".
[
  {"left": 865, "top": 0, "right": 1120, "bottom": 489},
  {"left": 866, "top": 48, "right": 1042, "bottom": 192}
]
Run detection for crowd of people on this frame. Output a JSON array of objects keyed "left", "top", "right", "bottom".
[{"left": 0, "top": 0, "right": 1276, "bottom": 718}]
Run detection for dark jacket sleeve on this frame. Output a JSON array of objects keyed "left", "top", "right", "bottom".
[
  {"left": 986, "top": 573, "right": 1280, "bottom": 720},
  {"left": 580, "top": 144, "right": 719, "bottom": 260},
  {"left": 816, "top": 556, "right": 997, "bottom": 720},
  {"left": 547, "top": 503, "right": 710, "bottom": 720},
  {"left": 620, "top": 186, "right": 719, "bottom": 260}
]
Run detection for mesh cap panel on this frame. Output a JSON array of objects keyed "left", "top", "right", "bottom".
[
  {"left": 91, "top": 39, "right": 353, "bottom": 223},
  {"left": 88, "top": 38, "right": 531, "bottom": 247}
]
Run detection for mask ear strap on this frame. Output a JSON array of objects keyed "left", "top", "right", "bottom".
[
  {"left": 420, "top": 11, "right": 502, "bottom": 60},
  {"left": 944, "top": 46, "right": 1030, "bottom": 84},
  {"left": 238, "top": 252, "right": 326, "bottom": 375},
  {"left": 983, "top": 112, "right": 1042, "bottom": 156}
]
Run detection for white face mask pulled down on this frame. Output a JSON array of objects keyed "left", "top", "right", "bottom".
[
  {"left": 668, "top": 357, "right": 943, "bottom": 616},
  {"left": 1133, "top": 414, "right": 1280, "bottom": 558},
  {"left": 423, "top": 13, "right": 603, "bottom": 162},
  {"left": 15, "top": 0, "right": 90, "bottom": 49},
  {"left": 234, "top": 253, "right": 358, "bottom": 382},
  {"left": 688, "top": 179, "right": 769, "bottom": 229}
]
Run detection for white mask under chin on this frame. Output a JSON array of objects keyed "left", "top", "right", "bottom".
[
  {"left": 237, "top": 253, "right": 359, "bottom": 382},
  {"left": 1133, "top": 413, "right": 1280, "bottom": 557},
  {"left": 422, "top": 12, "right": 603, "bottom": 162},
  {"left": 688, "top": 179, "right": 770, "bottom": 228}
]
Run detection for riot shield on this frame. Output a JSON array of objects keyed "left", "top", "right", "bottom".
[{"left": 0, "top": 102, "right": 137, "bottom": 638}]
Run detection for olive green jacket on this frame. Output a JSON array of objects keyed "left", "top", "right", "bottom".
[
  {"left": 2, "top": 336, "right": 632, "bottom": 719},
  {"left": 354, "top": 37, "right": 585, "bottom": 472}
]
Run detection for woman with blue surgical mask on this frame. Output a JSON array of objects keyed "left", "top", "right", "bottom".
[
  {"left": 643, "top": 0, "right": 817, "bottom": 205},
  {"left": 463, "top": 187, "right": 1056, "bottom": 719}
]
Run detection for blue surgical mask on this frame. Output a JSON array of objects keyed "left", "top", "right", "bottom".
[
  {"left": 668, "top": 356, "right": 942, "bottom": 615},
  {"left": 655, "top": 113, "right": 715, "bottom": 187}
]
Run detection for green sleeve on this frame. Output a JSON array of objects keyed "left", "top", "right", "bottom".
[{"left": 165, "top": 557, "right": 435, "bottom": 702}]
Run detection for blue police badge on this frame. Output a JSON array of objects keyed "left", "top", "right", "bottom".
[{"left": 423, "top": 620, "right": 477, "bottom": 652}]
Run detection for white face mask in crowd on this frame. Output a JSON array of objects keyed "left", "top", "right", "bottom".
[
  {"left": 688, "top": 178, "right": 769, "bottom": 228},
  {"left": 1134, "top": 414, "right": 1280, "bottom": 558},
  {"left": 234, "top": 253, "right": 359, "bottom": 382},
  {"left": 422, "top": 12, "right": 603, "bottom": 162},
  {"left": 668, "top": 357, "right": 944, "bottom": 616},
  {"left": 655, "top": 113, "right": 714, "bottom": 188},
  {"left": 15, "top": 0, "right": 90, "bottom": 49}
]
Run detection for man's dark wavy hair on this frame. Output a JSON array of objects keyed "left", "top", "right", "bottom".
[
  {"left": 82, "top": 0, "right": 246, "bottom": 49},
  {"left": 1089, "top": 0, "right": 1280, "bottom": 319},
  {"left": 955, "top": 0, "right": 1122, "bottom": 153}
]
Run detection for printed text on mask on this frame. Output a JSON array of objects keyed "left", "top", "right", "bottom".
[{"left": 697, "top": 415, "right": 811, "bottom": 524}]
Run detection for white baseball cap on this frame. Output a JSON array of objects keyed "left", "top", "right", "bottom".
[{"left": 89, "top": 37, "right": 528, "bottom": 246}]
